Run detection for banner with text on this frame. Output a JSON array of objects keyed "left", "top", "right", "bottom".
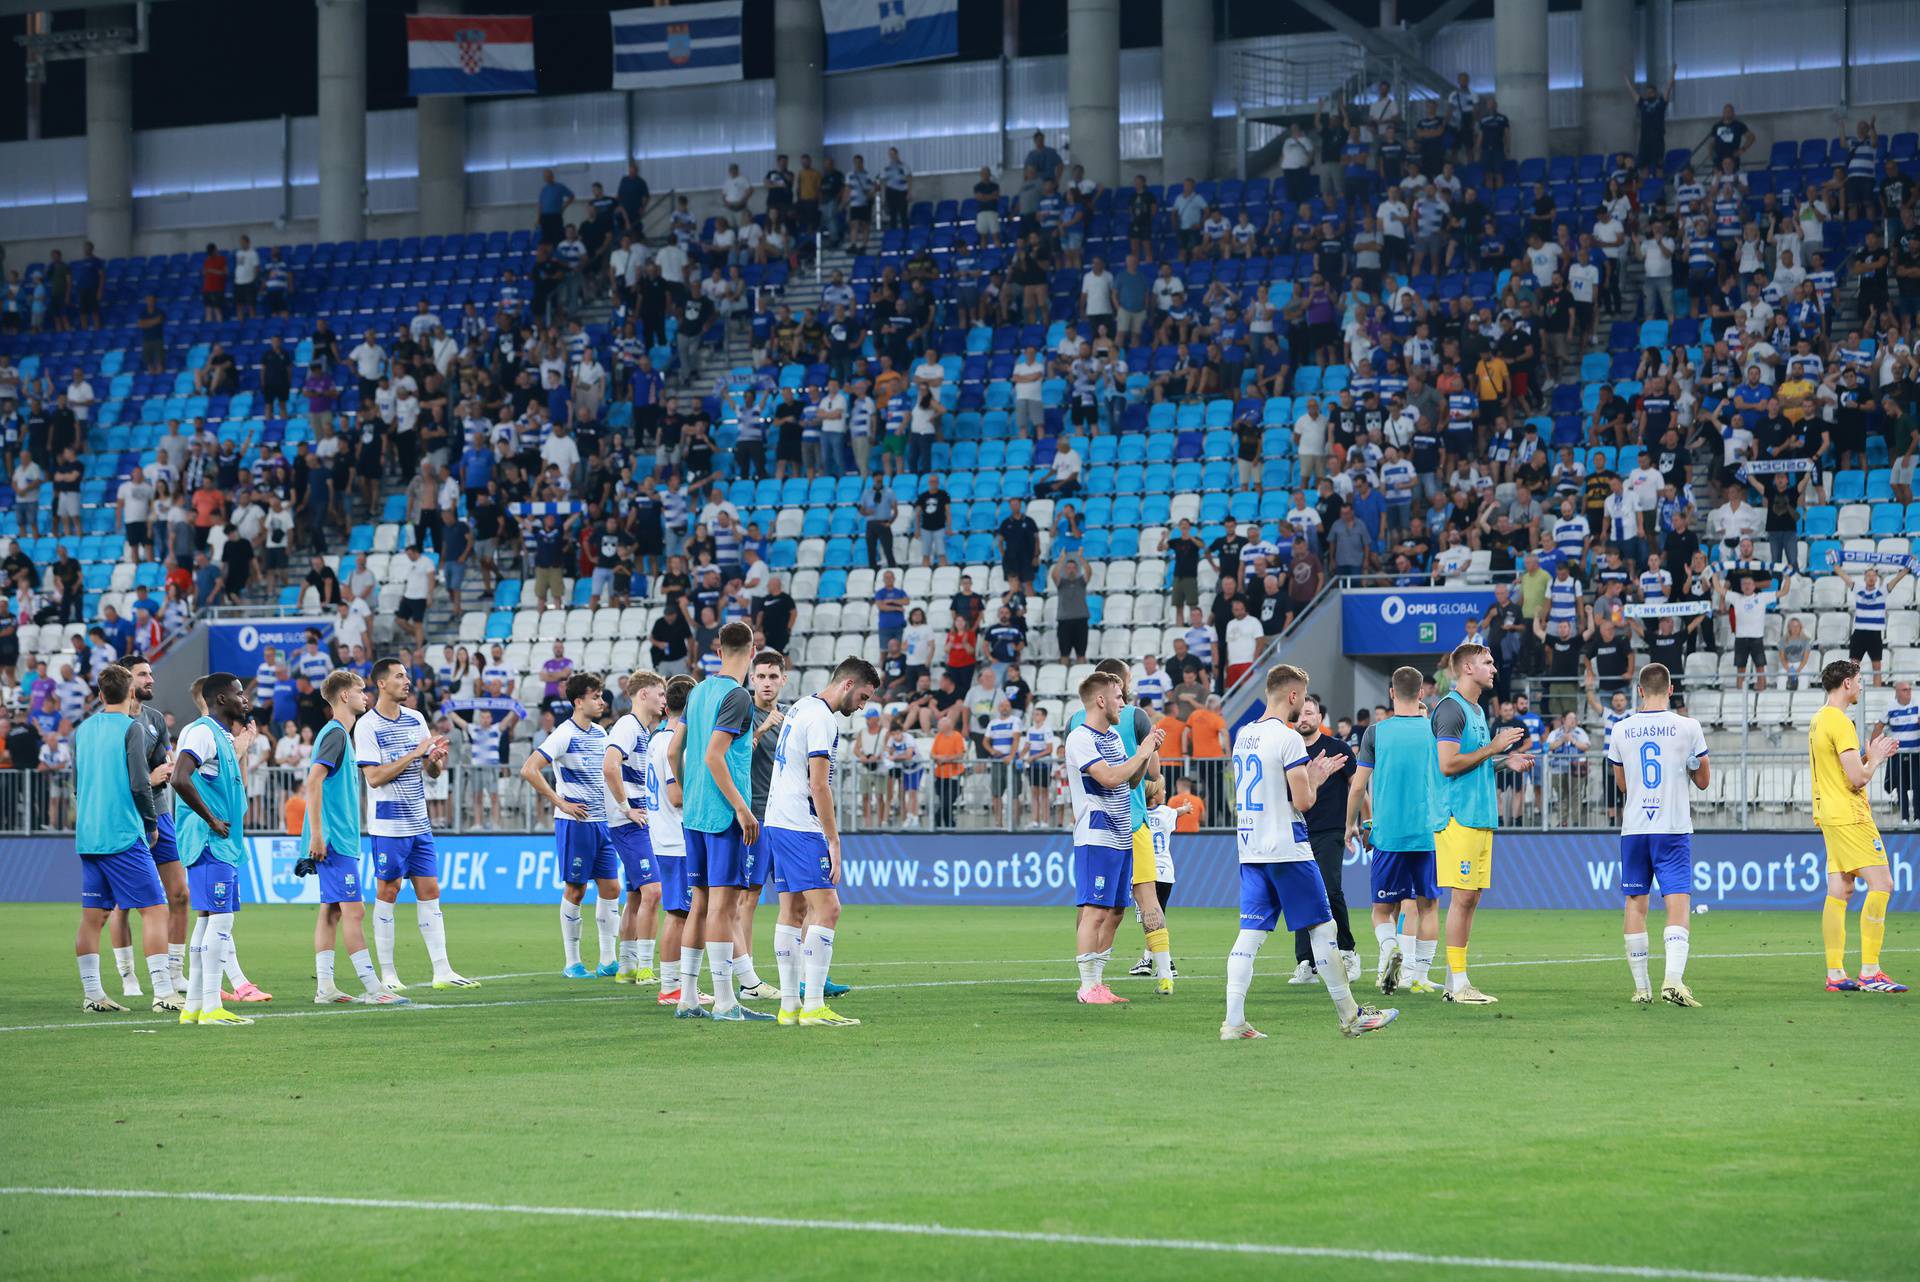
[
  {"left": 207, "top": 618, "right": 335, "bottom": 680},
  {"left": 1341, "top": 587, "right": 1498, "bottom": 654},
  {"left": 6, "top": 832, "right": 1912, "bottom": 912}
]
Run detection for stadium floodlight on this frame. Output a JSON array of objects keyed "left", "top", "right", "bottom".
[{"left": 11, "top": 2, "right": 149, "bottom": 61}]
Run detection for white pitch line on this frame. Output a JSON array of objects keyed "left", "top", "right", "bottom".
[
  {"left": 1, "top": 948, "right": 1906, "bottom": 1036},
  {"left": 0, "top": 1186, "right": 1874, "bottom": 1282}
]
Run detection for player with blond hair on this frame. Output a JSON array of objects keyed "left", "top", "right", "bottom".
[{"left": 1810, "top": 659, "right": 1907, "bottom": 993}]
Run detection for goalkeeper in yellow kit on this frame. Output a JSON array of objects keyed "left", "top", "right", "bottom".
[{"left": 1808, "top": 660, "right": 1906, "bottom": 994}]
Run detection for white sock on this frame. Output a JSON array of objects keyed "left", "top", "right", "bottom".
[
  {"left": 677, "top": 946, "right": 702, "bottom": 1007},
  {"left": 560, "top": 899, "right": 583, "bottom": 967},
  {"left": 638, "top": 938, "right": 656, "bottom": 970},
  {"left": 707, "top": 940, "right": 736, "bottom": 1010},
  {"left": 349, "top": 948, "right": 381, "bottom": 995},
  {"left": 416, "top": 898, "right": 450, "bottom": 973},
  {"left": 78, "top": 953, "right": 106, "bottom": 1000},
  {"left": 1311, "top": 921, "right": 1358, "bottom": 1021},
  {"left": 316, "top": 949, "right": 337, "bottom": 991},
  {"left": 775, "top": 923, "right": 803, "bottom": 1012},
  {"left": 145, "top": 952, "right": 174, "bottom": 998},
  {"left": 1414, "top": 937, "right": 1436, "bottom": 981},
  {"left": 168, "top": 942, "right": 186, "bottom": 991},
  {"left": 1373, "top": 920, "right": 1396, "bottom": 968},
  {"left": 595, "top": 896, "right": 619, "bottom": 967},
  {"left": 619, "top": 939, "right": 640, "bottom": 969},
  {"left": 1076, "top": 951, "right": 1101, "bottom": 991},
  {"left": 373, "top": 901, "right": 398, "bottom": 976},
  {"left": 802, "top": 926, "right": 835, "bottom": 1009},
  {"left": 203, "top": 913, "right": 235, "bottom": 1010},
  {"left": 660, "top": 958, "right": 679, "bottom": 993},
  {"left": 221, "top": 934, "right": 248, "bottom": 989},
  {"left": 1225, "top": 929, "right": 1265, "bottom": 1025},
  {"left": 1151, "top": 942, "right": 1172, "bottom": 979},
  {"left": 735, "top": 952, "right": 763, "bottom": 989},
  {"left": 113, "top": 944, "right": 137, "bottom": 980},
  {"left": 1663, "top": 925, "right": 1690, "bottom": 986},
  {"left": 186, "top": 918, "right": 209, "bottom": 1014},
  {"left": 1398, "top": 931, "right": 1418, "bottom": 971},
  {"left": 1091, "top": 947, "right": 1111, "bottom": 988},
  {"left": 1625, "top": 931, "right": 1650, "bottom": 990}
]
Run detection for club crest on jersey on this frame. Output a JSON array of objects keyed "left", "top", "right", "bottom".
[{"left": 1094, "top": 875, "right": 1107, "bottom": 892}]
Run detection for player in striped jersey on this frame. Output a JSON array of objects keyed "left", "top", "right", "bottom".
[
  {"left": 1606, "top": 664, "right": 1710, "bottom": 1006},
  {"left": 734, "top": 649, "right": 790, "bottom": 1002},
  {"left": 1873, "top": 681, "right": 1919, "bottom": 824},
  {"left": 647, "top": 676, "right": 708, "bottom": 1008},
  {"left": 355, "top": 658, "right": 475, "bottom": 991},
  {"left": 1063, "top": 671, "right": 1163, "bottom": 1004},
  {"left": 1832, "top": 559, "right": 1910, "bottom": 688},
  {"left": 765, "top": 657, "right": 879, "bottom": 1026},
  {"left": 1225, "top": 665, "right": 1397, "bottom": 1039},
  {"left": 604, "top": 671, "right": 667, "bottom": 985},
  {"left": 520, "top": 673, "right": 618, "bottom": 978}
]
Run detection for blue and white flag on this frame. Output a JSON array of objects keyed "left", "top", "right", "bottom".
[
  {"left": 406, "top": 16, "right": 536, "bottom": 97},
  {"left": 612, "top": 2, "right": 743, "bottom": 89},
  {"left": 822, "top": 0, "right": 958, "bottom": 74}
]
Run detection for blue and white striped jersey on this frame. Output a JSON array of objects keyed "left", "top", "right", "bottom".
[
  {"left": 536, "top": 717, "right": 609, "bottom": 823},
  {"left": 354, "top": 706, "right": 433, "bottom": 837}
]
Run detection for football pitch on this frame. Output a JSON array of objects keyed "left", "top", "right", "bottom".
[{"left": 1, "top": 903, "right": 1913, "bottom": 1282}]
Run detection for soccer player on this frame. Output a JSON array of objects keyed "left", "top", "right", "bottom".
[
  {"left": 648, "top": 675, "right": 708, "bottom": 1009},
  {"left": 303, "top": 669, "right": 409, "bottom": 1006},
  {"left": 103, "top": 654, "right": 189, "bottom": 999},
  {"left": 605, "top": 670, "right": 666, "bottom": 985},
  {"left": 1127, "top": 778, "right": 1186, "bottom": 977},
  {"left": 521, "top": 673, "right": 619, "bottom": 978},
  {"left": 765, "top": 656, "right": 880, "bottom": 1026},
  {"left": 1810, "top": 659, "right": 1907, "bottom": 993},
  {"left": 355, "top": 657, "right": 475, "bottom": 990},
  {"left": 73, "top": 664, "right": 176, "bottom": 1013},
  {"left": 1347, "top": 666, "right": 1444, "bottom": 997},
  {"left": 1064, "top": 671, "right": 1163, "bottom": 1004},
  {"left": 1606, "top": 662, "right": 1709, "bottom": 1006},
  {"left": 1225, "top": 665, "right": 1397, "bottom": 1040},
  {"left": 1432, "top": 642, "right": 1533, "bottom": 1004},
  {"left": 734, "top": 649, "right": 790, "bottom": 1001},
  {"left": 1067, "top": 658, "right": 1173, "bottom": 993},
  {"left": 170, "top": 671, "right": 256, "bottom": 1026},
  {"left": 671, "top": 620, "right": 773, "bottom": 1021}
]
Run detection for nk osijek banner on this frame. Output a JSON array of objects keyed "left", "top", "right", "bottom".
[{"left": 821, "top": 0, "right": 958, "bottom": 74}]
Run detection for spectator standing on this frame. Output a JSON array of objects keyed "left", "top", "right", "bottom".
[
  {"left": 1875, "top": 682, "right": 1920, "bottom": 824},
  {"left": 1051, "top": 551, "right": 1091, "bottom": 662},
  {"left": 536, "top": 169, "right": 574, "bottom": 245}
]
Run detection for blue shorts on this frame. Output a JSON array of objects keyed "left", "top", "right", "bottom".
[
  {"left": 187, "top": 855, "right": 242, "bottom": 914},
  {"left": 610, "top": 823, "right": 659, "bottom": 891},
  {"left": 656, "top": 855, "right": 692, "bottom": 914},
  {"left": 79, "top": 841, "right": 166, "bottom": 912},
  {"left": 745, "top": 828, "right": 769, "bottom": 889},
  {"left": 1621, "top": 832, "right": 1693, "bottom": 898},
  {"left": 372, "top": 833, "right": 439, "bottom": 883},
  {"left": 766, "top": 826, "right": 834, "bottom": 895},
  {"left": 1238, "top": 861, "right": 1332, "bottom": 933},
  {"left": 1370, "top": 849, "right": 1439, "bottom": 903},
  {"left": 686, "top": 824, "right": 750, "bottom": 889},
  {"left": 150, "top": 812, "right": 178, "bottom": 865},
  {"left": 317, "top": 850, "right": 364, "bottom": 904},
  {"left": 557, "top": 817, "right": 618, "bottom": 885},
  {"left": 1072, "top": 843, "right": 1133, "bottom": 909}
]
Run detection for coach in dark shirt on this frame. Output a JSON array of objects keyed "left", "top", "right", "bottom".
[{"left": 1293, "top": 694, "right": 1357, "bottom": 972}]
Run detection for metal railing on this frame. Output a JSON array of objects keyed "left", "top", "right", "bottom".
[{"left": 11, "top": 749, "right": 1916, "bottom": 838}]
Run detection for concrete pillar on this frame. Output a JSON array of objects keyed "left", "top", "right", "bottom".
[
  {"left": 415, "top": 0, "right": 467, "bottom": 236},
  {"left": 1494, "top": 0, "right": 1549, "bottom": 166},
  {"left": 1161, "top": 0, "right": 1212, "bottom": 185},
  {"left": 1646, "top": 0, "right": 1672, "bottom": 95},
  {"left": 774, "top": 0, "right": 825, "bottom": 168},
  {"left": 84, "top": 7, "right": 134, "bottom": 258},
  {"left": 1581, "top": 0, "right": 1635, "bottom": 160},
  {"left": 318, "top": 0, "right": 368, "bottom": 243},
  {"left": 1067, "top": 0, "right": 1120, "bottom": 188}
]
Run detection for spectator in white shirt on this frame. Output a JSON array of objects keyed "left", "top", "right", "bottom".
[
  {"left": 1080, "top": 257, "right": 1116, "bottom": 330},
  {"left": 1010, "top": 345, "right": 1046, "bottom": 437},
  {"left": 397, "top": 544, "right": 435, "bottom": 648},
  {"left": 232, "top": 234, "right": 261, "bottom": 319},
  {"left": 1636, "top": 222, "right": 1675, "bottom": 319}
]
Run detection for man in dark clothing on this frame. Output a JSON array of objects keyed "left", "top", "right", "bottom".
[
  {"left": 1292, "top": 694, "right": 1358, "bottom": 975},
  {"left": 756, "top": 578, "right": 797, "bottom": 653},
  {"left": 995, "top": 497, "right": 1040, "bottom": 595}
]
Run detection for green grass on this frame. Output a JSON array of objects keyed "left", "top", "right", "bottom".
[{"left": 1, "top": 904, "right": 1913, "bottom": 1282}]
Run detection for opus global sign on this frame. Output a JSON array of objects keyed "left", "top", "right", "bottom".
[{"left": 1341, "top": 587, "right": 1498, "bottom": 654}]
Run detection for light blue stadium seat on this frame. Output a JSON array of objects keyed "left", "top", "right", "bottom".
[
  {"left": 1799, "top": 506, "right": 1837, "bottom": 537},
  {"left": 1204, "top": 399, "right": 1234, "bottom": 427},
  {"left": 1864, "top": 469, "right": 1893, "bottom": 503},
  {"left": 1830, "top": 472, "right": 1864, "bottom": 503}
]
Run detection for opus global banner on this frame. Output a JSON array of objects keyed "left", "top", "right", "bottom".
[
  {"left": 207, "top": 617, "right": 335, "bottom": 677},
  {"left": 1341, "top": 586, "right": 1497, "bottom": 654},
  {"left": 5, "top": 832, "right": 1913, "bottom": 911}
]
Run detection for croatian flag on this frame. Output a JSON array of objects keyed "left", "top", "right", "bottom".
[
  {"left": 822, "top": 0, "right": 958, "bottom": 74},
  {"left": 611, "top": 2, "right": 743, "bottom": 89},
  {"left": 407, "top": 15, "right": 536, "bottom": 97}
]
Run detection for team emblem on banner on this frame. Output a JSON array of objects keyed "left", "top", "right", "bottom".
[
  {"left": 456, "top": 27, "right": 488, "bottom": 75},
  {"left": 666, "top": 22, "right": 692, "bottom": 64}
]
